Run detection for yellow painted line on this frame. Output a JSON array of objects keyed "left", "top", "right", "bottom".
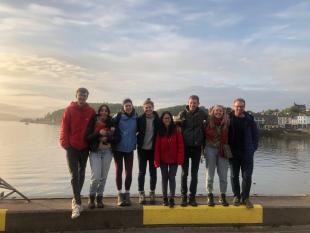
[
  {"left": 0, "top": 209, "right": 7, "bottom": 232},
  {"left": 143, "top": 205, "right": 263, "bottom": 225}
]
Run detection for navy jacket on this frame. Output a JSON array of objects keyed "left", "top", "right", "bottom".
[{"left": 228, "top": 111, "right": 259, "bottom": 158}]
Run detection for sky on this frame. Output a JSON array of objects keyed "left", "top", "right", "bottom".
[{"left": 0, "top": 0, "right": 310, "bottom": 117}]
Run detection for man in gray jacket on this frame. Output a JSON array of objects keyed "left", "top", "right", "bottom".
[{"left": 177, "top": 95, "right": 208, "bottom": 206}]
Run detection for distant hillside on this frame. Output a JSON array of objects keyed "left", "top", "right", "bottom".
[{"left": 21, "top": 103, "right": 208, "bottom": 125}]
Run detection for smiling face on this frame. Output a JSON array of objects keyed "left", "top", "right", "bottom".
[
  {"left": 76, "top": 91, "right": 88, "bottom": 106},
  {"left": 162, "top": 113, "right": 172, "bottom": 128},
  {"left": 234, "top": 100, "right": 245, "bottom": 117},
  {"left": 99, "top": 106, "right": 109, "bottom": 120},
  {"left": 123, "top": 102, "right": 133, "bottom": 114},
  {"left": 143, "top": 103, "right": 153, "bottom": 117},
  {"left": 188, "top": 98, "right": 199, "bottom": 112},
  {"left": 213, "top": 106, "right": 224, "bottom": 119}
]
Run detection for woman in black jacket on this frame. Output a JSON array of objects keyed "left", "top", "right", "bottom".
[{"left": 85, "top": 104, "right": 120, "bottom": 209}]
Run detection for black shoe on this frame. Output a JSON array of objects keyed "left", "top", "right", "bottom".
[
  {"left": 181, "top": 195, "right": 187, "bottom": 207},
  {"left": 244, "top": 198, "right": 254, "bottom": 208},
  {"left": 233, "top": 196, "right": 241, "bottom": 206},
  {"left": 88, "top": 195, "right": 95, "bottom": 209},
  {"left": 96, "top": 195, "right": 104, "bottom": 208},
  {"left": 207, "top": 193, "right": 215, "bottom": 207},
  {"left": 123, "top": 192, "right": 131, "bottom": 206},
  {"left": 219, "top": 193, "right": 229, "bottom": 207},
  {"left": 188, "top": 195, "right": 198, "bottom": 207},
  {"left": 163, "top": 197, "right": 168, "bottom": 206},
  {"left": 169, "top": 198, "right": 175, "bottom": 208}
]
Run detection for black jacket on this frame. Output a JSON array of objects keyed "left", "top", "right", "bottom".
[
  {"left": 137, "top": 111, "right": 160, "bottom": 150},
  {"left": 228, "top": 111, "right": 259, "bottom": 157},
  {"left": 85, "top": 115, "right": 121, "bottom": 152},
  {"left": 177, "top": 106, "right": 208, "bottom": 147}
]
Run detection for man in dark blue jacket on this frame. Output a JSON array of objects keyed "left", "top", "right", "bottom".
[{"left": 228, "top": 98, "right": 258, "bottom": 208}]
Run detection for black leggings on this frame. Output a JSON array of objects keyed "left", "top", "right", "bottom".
[
  {"left": 138, "top": 149, "right": 157, "bottom": 191},
  {"left": 114, "top": 151, "right": 134, "bottom": 191},
  {"left": 160, "top": 163, "right": 178, "bottom": 198}
]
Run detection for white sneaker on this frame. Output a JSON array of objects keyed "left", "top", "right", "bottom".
[
  {"left": 71, "top": 204, "right": 81, "bottom": 219},
  {"left": 72, "top": 198, "right": 76, "bottom": 209}
]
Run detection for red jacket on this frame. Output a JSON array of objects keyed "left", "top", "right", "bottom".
[
  {"left": 60, "top": 102, "right": 95, "bottom": 150},
  {"left": 154, "top": 128, "right": 184, "bottom": 167}
]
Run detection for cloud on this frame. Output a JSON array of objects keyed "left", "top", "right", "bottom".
[
  {"left": 273, "top": 1, "right": 310, "bottom": 20},
  {"left": 183, "top": 11, "right": 243, "bottom": 27},
  {"left": 0, "top": 0, "right": 309, "bottom": 116},
  {"left": 28, "top": 3, "right": 63, "bottom": 16}
]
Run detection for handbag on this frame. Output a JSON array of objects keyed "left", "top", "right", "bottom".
[{"left": 223, "top": 144, "right": 233, "bottom": 159}]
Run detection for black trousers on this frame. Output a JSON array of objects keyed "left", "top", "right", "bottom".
[
  {"left": 160, "top": 163, "right": 178, "bottom": 198},
  {"left": 229, "top": 153, "right": 254, "bottom": 200},
  {"left": 137, "top": 149, "right": 157, "bottom": 191},
  {"left": 66, "top": 147, "right": 89, "bottom": 205},
  {"left": 181, "top": 146, "right": 201, "bottom": 196}
]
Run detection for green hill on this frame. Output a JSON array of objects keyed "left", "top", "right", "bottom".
[{"left": 22, "top": 103, "right": 208, "bottom": 125}]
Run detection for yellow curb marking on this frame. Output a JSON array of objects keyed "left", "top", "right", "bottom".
[
  {"left": 143, "top": 205, "right": 263, "bottom": 225},
  {"left": 0, "top": 209, "right": 7, "bottom": 232}
]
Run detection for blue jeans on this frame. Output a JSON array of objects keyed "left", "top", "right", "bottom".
[
  {"left": 89, "top": 149, "right": 113, "bottom": 196},
  {"left": 205, "top": 146, "right": 229, "bottom": 194}
]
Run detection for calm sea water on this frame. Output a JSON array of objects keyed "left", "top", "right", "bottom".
[{"left": 0, "top": 121, "right": 309, "bottom": 198}]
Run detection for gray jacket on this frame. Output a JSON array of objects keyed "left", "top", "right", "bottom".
[{"left": 177, "top": 106, "right": 208, "bottom": 147}]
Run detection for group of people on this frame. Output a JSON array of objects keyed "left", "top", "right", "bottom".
[{"left": 60, "top": 87, "right": 259, "bottom": 219}]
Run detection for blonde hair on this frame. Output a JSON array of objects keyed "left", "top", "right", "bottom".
[{"left": 208, "top": 105, "right": 229, "bottom": 129}]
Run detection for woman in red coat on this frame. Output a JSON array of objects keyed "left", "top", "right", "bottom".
[{"left": 154, "top": 111, "right": 184, "bottom": 207}]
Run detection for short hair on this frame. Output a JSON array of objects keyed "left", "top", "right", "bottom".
[
  {"left": 76, "top": 87, "right": 89, "bottom": 96},
  {"left": 143, "top": 98, "right": 154, "bottom": 107},
  {"left": 233, "top": 98, "right": 246, "bottom": 105},
  {"left": 188, "top": 95, "right": 199, "bottom": 103},
  {"left": 122, "top": 98, "right": 133, "bottom": 105}
]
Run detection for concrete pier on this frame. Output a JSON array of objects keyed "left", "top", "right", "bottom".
[{"left": 1, "top": 195, "right": 310, "bottom": 232}]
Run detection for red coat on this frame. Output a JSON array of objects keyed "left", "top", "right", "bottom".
[
  {"left": 60, "top": 102, "right": 95, "bottom": 150},
  {"left": 154, "top": 128, "right": 184, "bottom": 167}
]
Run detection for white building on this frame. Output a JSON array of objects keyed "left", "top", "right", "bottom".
[
  {"left": 297, "top": 115, "right": 310, "bottom": 128},
  {"left": 278, "top": 116, "right": 292, "bottom": 127}
]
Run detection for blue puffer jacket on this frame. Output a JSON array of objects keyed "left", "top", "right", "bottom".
[
  {"left": 228, "top": 111, "right": 259, "bottom": 158},
  {"left": 114, "top": 111, "right": 137, "bottom": 153}
]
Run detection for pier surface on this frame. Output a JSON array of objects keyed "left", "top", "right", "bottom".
[{"left": 1, "top": 195, "right": 310, "bottom": 232}]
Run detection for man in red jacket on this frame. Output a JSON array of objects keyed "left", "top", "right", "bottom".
[{"left": 60, "top": 87, "right": 96, "bottom": 219}]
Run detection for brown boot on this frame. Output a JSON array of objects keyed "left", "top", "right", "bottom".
[
  {"left": 88, "top": 195, "right": 95, "bottom": 209},
  {"left": 117, "top": 193, "right": 125, "bottom": 206},
  {"left": 96, "top": 195, "right": 104, "bottom": 208}
]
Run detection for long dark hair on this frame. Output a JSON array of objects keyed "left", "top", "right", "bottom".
[
  {"left": 158, "top": 111, "right": 176, "bottom": 136},
  {"left": 97, "top": 104, "right": 112, "bottom": 127}
]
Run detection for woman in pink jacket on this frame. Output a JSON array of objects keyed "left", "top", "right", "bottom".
[{"left": 154, "top": 111, "right": 184, "bottom": 207}]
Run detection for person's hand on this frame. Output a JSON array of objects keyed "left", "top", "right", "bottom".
[
  {"left": 99, "top": 129, "right": 107, "bottom": 136},
  {"left": 100, "top": 136, "right": 108, "bottom": 143}
]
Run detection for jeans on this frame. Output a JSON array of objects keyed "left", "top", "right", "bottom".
[
  {"left": 66, "top": 147, "right": 89, "bottom": 205},
  {"left": 138, "top": 149, "right": 157, "bottom": 192},
  {"left": 181, "top": 146, "right": 201, "bottom": 196},
  {"left": 89, "top": 149, "right": 113, "bottom": 197},
  {"left": 229, "top": 152, "right": 254, "bottom": 200},
  {"left": 160, "top": 163, "right": 178, "bottom": 198},
  {"left": 114, "top": 151, "right": 134, "bottom": 191},
  {"left": 205, "top": 146, "right": 229, "bottom": 194}
]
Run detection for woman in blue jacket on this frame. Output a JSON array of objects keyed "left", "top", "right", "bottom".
[{"left": 113, "top": 98, "right": 137, "bottom": 207}]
